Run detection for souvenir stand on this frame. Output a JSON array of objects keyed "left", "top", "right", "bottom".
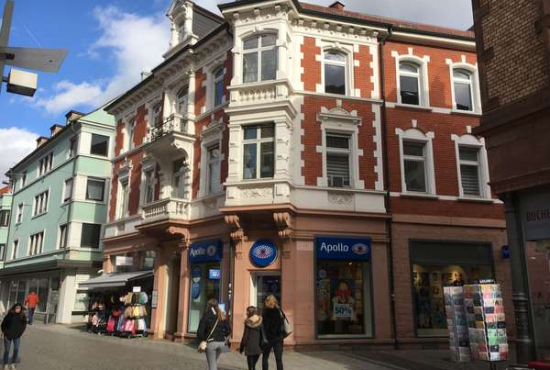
[
  {"left": 444, "top": 286, "right": 471, "bottom": 362},
  {"left": 116, "top": 290, "right": 149, "bottom": 338}
]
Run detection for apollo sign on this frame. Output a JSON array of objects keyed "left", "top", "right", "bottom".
[
  {"left": 316, "top": 237, "right": 371, "bottom": 260},
  {"left": 189, "top": 240, "right": 222, "bottom": 263}
]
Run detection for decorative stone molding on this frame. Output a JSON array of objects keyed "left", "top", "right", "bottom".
[
  {"left": 224, "top": 214, "right": 247, "bottom": 258},
  {"left": 273, "top": 212, "right": 293, "bottom": 258},
  {"left": 328, "top": 191, "right": 353, "bottom": 205}
]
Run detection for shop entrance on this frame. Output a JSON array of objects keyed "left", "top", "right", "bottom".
[{"left": 251, "top": 273, "right": 281, "bottom": 311}]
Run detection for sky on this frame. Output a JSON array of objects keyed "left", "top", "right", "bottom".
[{"left": 0, "top": 0, "right": 474, "bottom": 183}]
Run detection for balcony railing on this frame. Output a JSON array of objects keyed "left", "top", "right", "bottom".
[
  {"left": 147, "top": 113, "right": 189, "bottom": 142},
  {"left": 142, "top": 198, "right": 189, "bottom": 223},
  {"left": 228, "top": 80, "right": 293, "bottom": 107}
]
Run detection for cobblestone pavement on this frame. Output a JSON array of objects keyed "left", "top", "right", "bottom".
[{"left": 5, "top": 324, "right": 395, "bottom": 370}]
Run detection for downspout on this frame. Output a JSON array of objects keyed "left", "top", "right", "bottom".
[{"left": 378, "top": 26, "right": 398, "bottom": 350}]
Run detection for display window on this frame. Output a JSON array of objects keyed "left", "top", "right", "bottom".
[
  {"left": 410, "top": 241, "right": 494, "bottom": 337},
  {"left": 315, "top": 236, "right": 373, "bottom": 338}
]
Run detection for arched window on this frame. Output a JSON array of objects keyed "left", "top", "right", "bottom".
[
  {"left": 243, "top": 34, "right": 278, "bottom": 83},
  {"left": 453, "top": 69, "right": 474, "bottom": 111},
  {"left": 213, "top": 67, "right": 225, "bottom": 107},
  {"left": 176, "top": 86, "right": 189, "bottom": 115},
  {"left": 399, "top": 62, "right": 421, "bottom": 105},
  {"left": 323, "top": 50, "right": 347, "bottom": 95}
]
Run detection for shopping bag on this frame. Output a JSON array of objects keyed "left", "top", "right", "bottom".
[{"left": 106, "top": 317, "right": 116, "bottom": 332}]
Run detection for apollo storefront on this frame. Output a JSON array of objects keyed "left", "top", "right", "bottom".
[{"left": 315, "top": 236, "right": 373, "bottom": 338}]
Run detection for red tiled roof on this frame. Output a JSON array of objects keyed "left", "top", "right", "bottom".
[
  {"left": 299, "top": 2, "right": 474, "bottom": 39},
  {"left": 0, "top": 186, "right": 11, "bottom": 195}
]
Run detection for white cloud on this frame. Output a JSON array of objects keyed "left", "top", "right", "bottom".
[
  {"left": 0, "top": 128, "right": 39, "bottom": 183},
  {"left": 34, "top": 6, "right": 170, "bottom": 114}
]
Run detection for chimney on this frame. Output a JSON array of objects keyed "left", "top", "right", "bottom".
[
  {"left": 329, "top": 1, "right": 345, "bottom": 10},
  {"left": 65, "top": 110, "right": 85, "bottom": 125},
  {"left": 141, "top": 71, "right": 152, "bottom": 81},
  {"left": 50, "top": 124, "right": 64, "bottom": 137},
  {"left": 36, "top": 136, "right": 49, "bottom": 147}
]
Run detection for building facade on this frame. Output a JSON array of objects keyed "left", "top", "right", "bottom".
[
  {"left": 100, "top": 0, "right": 510, "bottom": 349},
  {"left": 0, "top": 187, "right": 12, "bottom": 271},
  {"left": 471, "top": 0, "right": 550, "bottom": 363},
  {"left": 0, "top": 108, "right": 115, "bottom": 324}
]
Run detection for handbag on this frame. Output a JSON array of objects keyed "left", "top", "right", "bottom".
[
  {"left": 198, "top": 317, "right": 219, "bottom": 353},
  {"left": 279, "top": 309, "right": 292, "bottom": 338}
]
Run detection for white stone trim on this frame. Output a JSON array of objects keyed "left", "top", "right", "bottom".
[
  {"left": 372, "top": 104, "right": 384, "bottom": 190},
  {"left": 392, "top": 50, "right": 431, "bottom": 107},
  {"left": 198, "top": 118, "right": 225, "bottom": 198},
  {"left": 451, "top": 133, "right": 491, "bottom": 199},
  {"left": 446, "top": 58, "right": 482, "bottom": 114},
  {"left": 317, "top": 40, "right": 356, "bottom": 97}
]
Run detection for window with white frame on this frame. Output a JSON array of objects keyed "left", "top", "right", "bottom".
[
  {"left": 143, "top": 169, "right": 155, "bottom": 204},
  {"left": 58, "top": 224, "right": 68, "bottom": 249},
  {"left": 28, "top": 231, "right": 44, "bottom": 256},
  {"left": 402, "top": 140, "right": 428, "bottom": 193},
  {"left": 243, "top": 124, "right": 275, "bottom": 180},
  {"left": 172, "top": 159, "right": 189, "bottom": 199},
  {"left": 38, "top": 152, "right": 54, "bottom": 177},
  {"left": 323, "top": 50, "right": 347, "bottom": 95},
  {"left": 326, "top": 133, "right": 351, "bottom": 188},
  {"left": 69, "top": 137, "right": 78, "bottom": 158},
  {"left": 16, "top": 203, "right": 23, "bottom": 224},
  {"left": 243, "top": 34, "right": 278, "bottom": 83},
  {"left": 126, "top": 120, "right": 136, "bottom": 151},
  {"left": 33, "top": 191, "right": 49, "bottom": 216},
  {"left": 81, "top": 223, "right": 101, "bottom": 249},
  {"left": 86, "top": 178, "right": 105, "bottom": 202},
  {"left": 117, "top": 178, "right": 129, "bottom": 219},
  {"left": 453, "top": 69, "right": 474, "bottom": 111},
  {"left": 152, "top": 102, "right": 163, "bottom": 127},
  {"left": 21, "top": 170, "right": 27, "bottom": 188},
  {"left": 207, "top": 145, "right": 221, "bottom": 195},
  {"left": 64, "top": 178, "right": 73, "bottom": 202},
  {"left": 0, "top": 210, "right": 10, "bottom": 227},
  {"left": 399, "top": 62, "right": 421, "bottom": 106},
  {"left": 90, "top": 134, "right": 109, "bottom": 157},
  {"left": 213, "top": 67, "right": 225, "bottom": 107},
  {"left": 176, "top": 86, "right": 189, "bottom": 116},
  {"left": 458, "top": 146, "right": 482, "bottom": 197},
  {"left": 11, "top": 240, "right": 19, "bottom": 260}
]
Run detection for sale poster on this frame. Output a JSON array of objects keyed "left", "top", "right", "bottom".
[{"left": 331, "top": 279, "right": 356, "bottom": 321}]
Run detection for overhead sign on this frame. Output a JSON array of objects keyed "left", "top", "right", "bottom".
[
  {"left": 520, "top": 188, "right": 550, "bottom": 241},
  {"left": 115, "top": 256, "right": 133, "bottom": 267},
  {"left": 189, "top": 240, "right": 222, "bottom": 264},
  {"left": 250, "top": 239, "right": 278, "bottom": 268},
  {"left": 316, "top": 236, "right": 371, "bottom": 260}
]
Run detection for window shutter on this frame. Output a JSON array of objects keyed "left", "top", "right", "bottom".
[
  {"left": 327, "top": 154, "right": 350, "bottom": 187},
  {"left": 460, "top": 165, "right": 480, "bottom": 196}
]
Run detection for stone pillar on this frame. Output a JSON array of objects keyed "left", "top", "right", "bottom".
[
  {"left": 501, "top": 192, "right": 535, "bottom": 365},
  {"left": 176, "top": 239, "right": 190, "bottom": 339},
  {"left": 150, "top": 246, "right": 168, "bottom": 339}
]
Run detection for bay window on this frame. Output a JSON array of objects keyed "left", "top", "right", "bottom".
[
  {"left": 243, "top": 34, "right": 278, "bottom": 83},
  {"left": 243, "top": 125, "right": 274, "bottom": 180},
  {"left": 86, "top": 178, "right": 105, "bottom": 202}
]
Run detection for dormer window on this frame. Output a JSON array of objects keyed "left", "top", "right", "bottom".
[
  {"left": 243, "top": 34, "right": 278, "bottom": 83},
  {"left": 323, "top": 51, "right": 347, "bottom": 95},
  {"left": 176, "top": 86, "right": 189, "bottom": 116}
]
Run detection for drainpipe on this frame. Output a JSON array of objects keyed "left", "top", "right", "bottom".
[{"left": 378, "top": 26, "right": 399, "bottom": 350}]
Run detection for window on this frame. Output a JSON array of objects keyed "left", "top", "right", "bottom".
[
  {"left": 11, "top": 240, "right": 18, "bottom": 260},
  {"left": 86, "top": 178, "right": 105, "bottom": 201},
  {"left": 459, "top": 146, "right": 481, "bottom": 197},
  {"left": 172, "top": 160, "right": 188, "bottom": 199},
  {"left": 58, "top": 224, "right": 68, "bottom": 249},
  {"left": 453, "top": 69, "right": 474, "bottom": 111},
  {"left": 69, "top": 137, "right": 78, "bottom": 158},
  {"left": 176, "top": 86, "right": 189, "bottom": 116},
  {"left": 243, "top": 34, "right": 278, "bottom": 83},
  {"left": 399, "top": 62, "right": 421, "bottom": 105},
  {"left": 0, "top": 210, "right": 9, "bottom": 227},
  {"left": 324, "top": 51, "right": 347, "bottom": 95},
  {"left": 126, "top": 120, "right": 135, "bottom": 151},
  {"left": 28, "top": 231, "right": 45, "bottom": 256},
  {"left": 213, "top": 67, "right": 225, "bottom": 107},
  {"left": 81, "top": 223, "right": 101, "bottom": 249},
  {"left": 243, "top": 125, "right": 275, "bottom": 180},
  {"left": 403, "top": 141, "right": 427, "bottom": 193},
  {"left": 207, "top": 145, "right": 221, "bottom": 194},
  {"left": 64, "top": 178, "right": 73, "bottom": 202},
  {"left": 144, "top": 170, "right": 155, "bottom": 204},
  {"left": 16, "top": 203, "right": 23, "bottom": 224},
  {"left": 152, "top": 103, "right": 163, "bottom": 127},
  {"left": 0, "top": 244, "right": 4, "bottom": 261},
  {"left": 90, "top": 134, "right": 109, "bottom": 157},
  {"left": 326, "top": 134, "right": 351, "bottom": 188},
  {"left": 38, "top": 152, "right": 54, "bottom": 177},
  {"left": 33, "top": 191, "right": 49, "bottom": 216},
  {"left": 21, "top": 171, "right": 27, "bottom": 188},
  {"left": 117, "top": 179, "right": 129, "bottom": 219}
]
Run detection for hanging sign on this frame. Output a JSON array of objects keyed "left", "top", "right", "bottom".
[
  {"left": 316, "top": 236, "right": 371, "bottom": 260},
  {"left": 189, "top": 240, "right": 222, "bottom": 264},
  {"left": 250, "top": 239, "right": 278, "bottom": 267},
  {"left": 115, "top": 256, "right": 133, "bottom": 266},
  {"left": 132, "top": 286, "right": 142, "bottom": 293}
]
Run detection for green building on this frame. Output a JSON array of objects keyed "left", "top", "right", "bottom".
[
  {"left": 0, "top": 187, "right": 12, "bottom": 270},
  {"left": 0, "top": 107, "right": 114, "bottom": 323}
]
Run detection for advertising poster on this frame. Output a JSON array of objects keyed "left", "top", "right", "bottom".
[
  {"left": 443, "top": 286, "right": 471, "bottom": 362},
  {"left": 330, "top": 279, "right": 357, "bottom": 321}
]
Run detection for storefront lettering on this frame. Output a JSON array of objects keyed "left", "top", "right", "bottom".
[
  {"left": 320, "top": 242, "right": 350, "bottom": 253},
  {"left": 526, "top": 208, "right": 550, "bottom": 223},
  {"left": 316, "top": 237, "right": 371, "bottom": 260}
]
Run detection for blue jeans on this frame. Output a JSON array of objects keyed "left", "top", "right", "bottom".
[
  {"left": 3, "top": 337, "right": 20, "bottom": 365},
  {"left": 27, "top": 308, "right": 35, "bottom": 325}
]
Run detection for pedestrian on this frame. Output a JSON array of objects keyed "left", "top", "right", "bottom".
[
  {"left": 261, "top": 295, "right": 285, "bottom": 370},
  {"left": 239, "top": 306, "right": 265, "bottom": 370},
  {"left": 23, "top": 292, "right": 38, "bottom": 325},
  {"left": 197, "top": 299, "right": 231, "bottom": 370},
  {"left": 1, "top": 303, "right": 27, "bottom": 370}
]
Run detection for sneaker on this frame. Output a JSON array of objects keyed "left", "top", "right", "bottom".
[
  {"left": 9, "top": 364, "right": 15, "bottom": 370},
  {"left": 3, "top": 365, "right": 9, "bottom": 370}
]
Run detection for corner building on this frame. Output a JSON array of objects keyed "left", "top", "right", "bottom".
[{"left": 101, "top": 0, "right": 510, "bottom": 349}]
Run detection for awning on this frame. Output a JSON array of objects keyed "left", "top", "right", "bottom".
[{"left": 79, "top": 270, "right": 154, "bottom": 290}]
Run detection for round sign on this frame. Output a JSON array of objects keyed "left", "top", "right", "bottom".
[
  {"left": 250, "top": 239, "right": 278, "bottom": 268},
  {"left": 191, "top": 282, "right": 201, "bottom": 300}
]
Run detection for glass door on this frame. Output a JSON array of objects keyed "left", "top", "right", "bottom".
[{"left": 251, "top": 273, "right": 281, "bottom": 311}]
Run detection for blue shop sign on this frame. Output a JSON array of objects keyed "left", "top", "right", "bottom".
[
  {"left": 250, "top": 239, "right": 278, "bottom": 267},
  {"left": 316, "top": 236, "right": 371, "bottom": 260},
  {"left": 189, "top": 240, "right": 222, "bottom": 264}
]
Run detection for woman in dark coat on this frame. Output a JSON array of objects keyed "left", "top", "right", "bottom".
[
  {"left": 239, "top": 306, "right": 264, "bottom": 370},
  {"left": 1, "top": 303, "right": 27, "bottom": 370},
  {"left": 197, "top": 299, "right": 232, "bottom": 370},
  {"left": 261, "top": 295, "right": 284, "bottom": 370}
]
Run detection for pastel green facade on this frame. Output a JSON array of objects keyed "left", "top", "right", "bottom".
[{"left": 0, "top": 192, "right": 12, "bottom": 269}]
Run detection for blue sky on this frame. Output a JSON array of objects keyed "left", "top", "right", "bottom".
[{"left": 0, "top": 0, "right": 473, "bottom": 182}]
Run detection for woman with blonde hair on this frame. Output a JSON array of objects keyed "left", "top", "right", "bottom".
[
  {"left": 197, "top": 299, "right": 232, "bottom": 370},
  {"left": 261, "top": 295, "right": 285, "bottom": 370}
]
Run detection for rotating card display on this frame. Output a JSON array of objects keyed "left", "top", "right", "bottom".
[{"left": 443, "top": 286, "right": 471, "bottom": 362}]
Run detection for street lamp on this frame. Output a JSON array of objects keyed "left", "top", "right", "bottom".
[{"left": 0, "top": 0, "right": 67, "bottom": 97}]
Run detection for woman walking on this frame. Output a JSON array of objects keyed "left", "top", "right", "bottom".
[
  {"left": 239, "top": 306, "right": 264, "bottom": 370},
  {"left": 261, "top": 295, "right": 284, "bottom": 370},
  {"left": 197, "top": 299, "right": 231, "bottom": 370},
  {"left": 1, "top": 303, "right": 27, "bottom": 370}
]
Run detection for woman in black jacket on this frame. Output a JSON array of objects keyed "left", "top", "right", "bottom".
[
  {"left": 197, "top": 299, "right": 231, "bottom": 370},
  {"left": 262, "top": 295, "right": 284, "bottom": 370},
  {"left": 239, "top": 306, "right": 264, "bottom": 370},
  {"left": 1, "top": 303, "right": 27, "bottom": 370}
]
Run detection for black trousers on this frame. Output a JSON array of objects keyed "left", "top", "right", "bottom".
[
  {"left": 262, "top": 340, "right": 283, "bottom": 370},
  {"left": 247, "top": 354, "right": 260, "bottom": 370}
]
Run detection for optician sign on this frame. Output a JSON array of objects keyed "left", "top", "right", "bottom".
[
  {"left": 189, "top": 240, "right": 222, "bottom": 264},
  {"left": 250, "top": 239, "right": 278, "bottom": 267},
  {"left": 316, "top": 236, "right": 371, "bottom": 260}
]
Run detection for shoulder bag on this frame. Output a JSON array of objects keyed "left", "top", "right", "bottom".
[
  {"left": 198, "top": 317, "right": 219, "bottom": 353},
  {"left": 279, "top": 308, "right": 292, "bottom": 338}
]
